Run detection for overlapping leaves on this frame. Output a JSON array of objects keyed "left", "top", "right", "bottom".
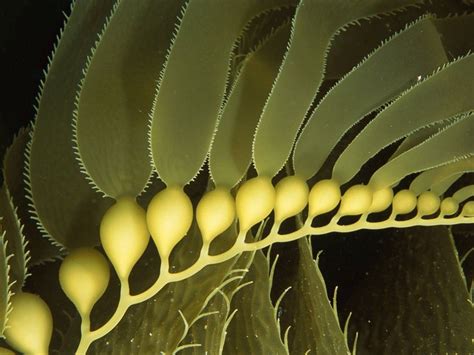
[{"left": 4, "top": 0, "right": 474, "bottom": 353}]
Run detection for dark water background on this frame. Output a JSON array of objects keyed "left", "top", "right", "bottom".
[{"left": 0, "top": 0, "right": 71, "bottom": 164}]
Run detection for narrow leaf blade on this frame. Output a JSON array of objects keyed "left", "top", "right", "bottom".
[
  {"left": 293, "top": 16, "right": 447, "bottom": 180},
  {"left": 334, "top": 53, "right": 474, "bottom": 184},
  {"left": 253, "top": 0, "right": 422, "bottom": 177},
  {"left": 74, "top": 0, "right": 184, "bottom": 198},
  {"left": 150, "top": 0, "right": 295, "bottom": 186},
  {"left": 27, "top": 0, "right": 114, "bottom": 248}
]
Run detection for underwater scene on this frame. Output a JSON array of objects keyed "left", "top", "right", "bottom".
[{"left": 1, "top": 0, "right": 474, "bottom": 353}]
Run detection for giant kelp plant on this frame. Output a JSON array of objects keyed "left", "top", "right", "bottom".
[{"left": 1, "top": 0, "right": 474, "bottom": 354}]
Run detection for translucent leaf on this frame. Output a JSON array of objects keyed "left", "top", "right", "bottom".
[
  {"left": 369, "top": 113, "right": 474, "bottom": 189},
  {"left": 3, "top": 127, "right": 61, "bottom": 265},
  {"left": 430, "top": 173, "right": 463, "bottom": 196},
  {"left": 293, "top": 16, "right": 447, "bottom": 180},
  {"left": 334, "top": 53, "right": 474, "bottom": 184},
  {"left": 210, "top": 24, "right": 291, "bottom": 187},
  {"left": 453, "top": 184, "right": 474, "bottom": 203},
  {"left": 390, "top": 119, "right": 452, "bottom": 159},
  {"left": 0, "top": 231, "right": 13, "bottom": 338},
  {"left": 348, "top": 227, "right": 474, "bottom": 353},
  {"left": 253, "top": 0, "right": 421, "bottom": 177},
  {"left": 410, "top": 156, "right": 474, "bottom": 194},
  {"left": 0, "top": 187, "right": 28, "bottom": 292},
  {"left": 27, "top": 0, "right": 115, "bottom": 248},
  {"left": 325, "top": 10, "right": 423, "bottom": 80},
  {"left": 282, "top": 238, "right": 350, "bottom": 354},
  {"left": 224, "top": 250, "right": 287, "bottom": 354},
  {"left": 185, "top": 296, "right": 230, "bottom": 354},
  {"left": 227, "top": 7, "right": 295, "bottom": 88},
  {"left": 74, "top": 0, "right": 184, "bottom": 198},
  {"left": 150, "top": 0, "right": 296, "bottom": 186},
  {"left": 180, "top": 251, "right": 256, "bottom": 354}
]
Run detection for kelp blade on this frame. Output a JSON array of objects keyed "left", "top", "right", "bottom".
[
  {"left": 453, "top": 185, "right": 474, "bottom": 203},
  {"left": 430, "top": 174, "right": 463, "bottom": 196},
  {"left": 150, "top": 0, "right": 295, "bottom": 186},
  {"left": 369, "top": 114, "right": 474, "bottom": 189},
  {"left": 224, "top": 250, "right": 287, "bottom": 354},
  {"left": 0, "top": 187, "right": 28, "bottom": 292},
  {"left": 3, "top": 128, "right": 61, "bottom": 265},
  {"left": 74, "top": 0, "right": 184, "bottom": 198},
  {"left": 253, "top": 0, "right": 421, "bottom": 177},
  {"left": 333, "top": 53, "right": 474, "bottom": 184},
  {"left": 283, "top": 238, "right": 350, "bottom": 354},
  {"left": 210, "top": 24, "right": 291, "bottom": 188},
  {"left": 390, "top": 119, "right": 451, "bottom": 159},
  {"left": 293, "top": 16, "right": 447, "bottom": 180},
  {"left": 180, "top": 251, "right": 256, "bottom": 354},
  {"left": 28, "top": 1, "right": 114, "bottom": 248},
  {"left": 410, "top": 156, "right": 474, "bottom": 195},
  {"left": 0, "top": 231, "right": 13, "bottom": 338}
]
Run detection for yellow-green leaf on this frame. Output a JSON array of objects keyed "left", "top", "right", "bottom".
[
  {"left": 0, "top": 231, "right": 13, "bottom": 339},
  {"left": 3, "top": 127, "right": 61, "bottom": 265},
  {"left": 210, "top": 24, "right": 291, "bottom": 188},
  {"left": 293, "top": 16, "right": 447, "bottom": 180},
  {"left": 334, "top": 53, "right": 474, "bottom": 184},
  {"left": 150, "top": 0, "right": 296, "bottom": 186},
  {"left": 253, "top": 0, "right": 422, "bottom": 177},
  {"left": 369, "top": 113, "right": 474, "bottom": 189},
  {"left": 0, "top": 187, "right": 28, "bottom": 293},
  {"left": 27, "top": 0, "right": 114, "bottom": 248},
  {"left": 74, "top": 0, "right": 184, "bottom": 198}
]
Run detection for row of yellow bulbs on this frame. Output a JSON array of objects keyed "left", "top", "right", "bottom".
[{"left": 3, "top": 175, "right": 473, "bottom": 354}]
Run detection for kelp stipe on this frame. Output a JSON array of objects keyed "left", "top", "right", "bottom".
[{"left": 1, "top": 0, "right": 474, "bottom": 354}]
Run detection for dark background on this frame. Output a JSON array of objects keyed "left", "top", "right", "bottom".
[{"left": 0, "top": 0, "right": 71, "bottom": 161}]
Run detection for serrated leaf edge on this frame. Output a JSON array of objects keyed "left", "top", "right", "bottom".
[
  {"left": 0, "top": 231, "right": 16, "bottom": 338},
  {"left": 252, "top": 1, "right": 423, "bottom": 178},
  {"left": 71, "top": 0, "right": 125, "bottom": 199}
]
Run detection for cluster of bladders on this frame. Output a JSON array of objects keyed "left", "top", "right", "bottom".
[{"left": 3, "top": 176, "right": 474, "bottom": 354}]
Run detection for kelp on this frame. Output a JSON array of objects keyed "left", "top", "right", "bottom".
[
  {"left": 210, "top": 24, "right": 291, "bottom": 188},
  {"left": 334, "top": 53, "right": 474, "bottom": 185},
  {"left": 282, "top": 238, "right": 350, "bottom": 354},
  {"left": 26, "top": 0, "right": 115, "bottom": 248},
  {"left": 0, "top": 230, "right": 13, "bottom": 338},
  {"left": 1, "top": 1, "right": 474, "bottom": 354},
  {"left": 223, "top": 250, "right": 288, "bottom": 354},
  {"left": 369, "top": 113, "right": 474, "bottom": 189},
  {"left": 453, "top": 185, "right": 474, "bottom": 203},
  {"left": 430, "top": 174, "right": 464, "bottom": 196},
  {"left": 0, "top": 187, "right": 28, "bottom": 293},
  {"left": 3, "top": 128, "right": 61, "bottom": 265},
  {"left": 88, "top": 223, "right": 244, "bottom": 353},
  {"left": 74, "top": 0, "right": 184, "bottom": 198},
  {"left": 182, "top": 251, "right": 255, "bottom": 354},
  {"left": 410, "top": 156, "right": 474, "bottom": 194},
  {"left": 293, "top": 15, "right": 447, "bottom": 180},
  {"left": 253, "top": 0, "right": 422, "bottom": 177},
  {"left": 150, "top": 0, "right": 296, "bottom": 186}
]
